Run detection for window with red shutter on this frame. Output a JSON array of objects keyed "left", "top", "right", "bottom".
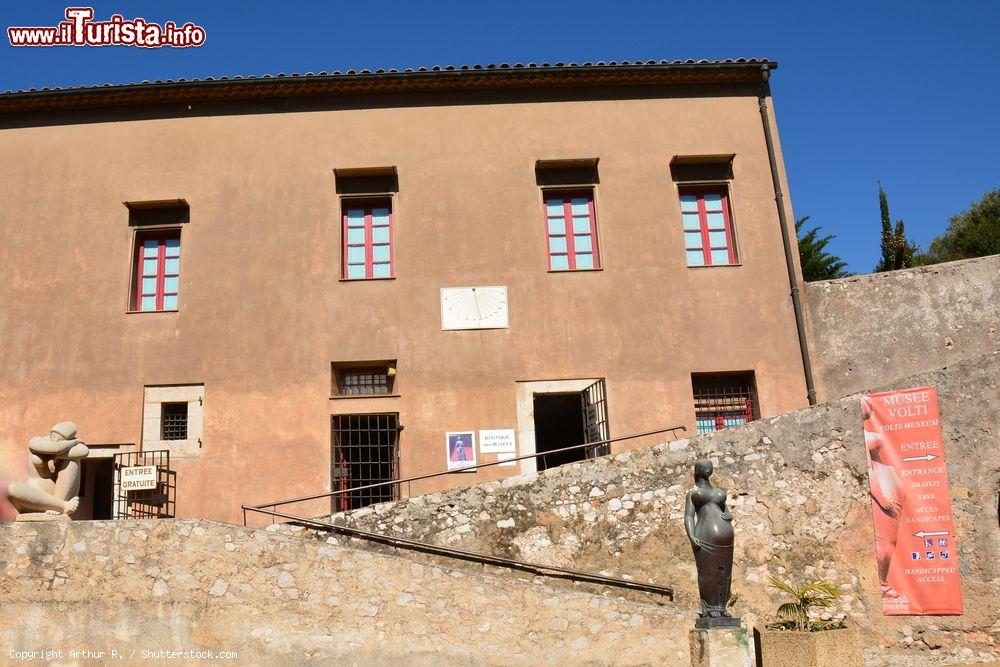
[
  {"left": 132, "top": 231, "right": 181, "bottom": 311},
  {"left": 342, "top": 198, "right": 394, "bottom": 279},
  {"left": 543, "top": 190, "right": 601, "bottom": 271},
  {"left": 679, "top": 188, "right": 737, "bottom": 266}
]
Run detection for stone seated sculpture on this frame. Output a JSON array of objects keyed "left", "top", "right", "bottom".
[{"left": 6, "top": 422, "right": 89, "bottom": 521}]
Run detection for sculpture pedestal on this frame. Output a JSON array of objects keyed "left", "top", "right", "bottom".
[
  {"left": 15, "top": 512, "right": 71, "bottom": 522},
  {"left": 689, "top": 626, "right": 753, "bottom": 667}
]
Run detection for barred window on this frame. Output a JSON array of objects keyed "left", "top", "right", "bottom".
[
  {"left": 160, "top": 402, "right": 188, "bottom": 440},
  {"left": 333, "top": 362, "right": 396, "bottom": 396},
  {"left": 691, "top": 372, "right": 758, "bottom": 434}
]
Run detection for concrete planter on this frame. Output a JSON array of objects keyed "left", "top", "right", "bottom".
[{"left": 753, "top": 624, "right": 861, "bottom": 667}]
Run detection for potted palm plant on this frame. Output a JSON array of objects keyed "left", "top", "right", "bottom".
[{"left": 753, "top": 577, "right": 861, "bottom": 667}]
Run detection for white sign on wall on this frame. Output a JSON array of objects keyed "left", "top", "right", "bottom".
[
  {"left": 440, "top": 286, "right": 509, "bottom": 330},
  {"left": 479, "top": 428, "right": 516, "bottom": 454},
  {"left": 121, "top": 465, "right": 158, "bottom": 491}
]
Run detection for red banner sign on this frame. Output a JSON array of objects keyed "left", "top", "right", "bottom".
[{"left": 861, "top": 386, "right": 963, "bottom": 615}]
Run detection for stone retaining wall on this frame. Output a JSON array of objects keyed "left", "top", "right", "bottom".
[
  {"left": 327, "top": 352, "right": 1000, "bottom": 665},
  {"left": 804, "top": 254, "right": 1000, "bottom": 401},
  {"left": 1, "top": 517, "right": 696, "bottom": 665}
]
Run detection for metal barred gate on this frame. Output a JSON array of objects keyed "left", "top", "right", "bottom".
[
  {"left": 112, "top": 450, "right": 175, "bottom": 519},
  {"left": 581, "top": 379, "right": 610, "bottom": 459}
]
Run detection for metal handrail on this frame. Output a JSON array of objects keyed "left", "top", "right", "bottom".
[
  {"left": 243, "top": 425, "right": 685, "bottom": 512},
  {"left": 241, "top": 424, "right": 686, "bottom": 600}
]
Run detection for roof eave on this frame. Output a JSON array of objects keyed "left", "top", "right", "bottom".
[{"left": 0, "top": 60, "right": 777, "bottom": 114}]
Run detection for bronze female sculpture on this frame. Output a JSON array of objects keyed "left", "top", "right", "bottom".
[{"left": 684, "top": 459, "right": 738, "bottom": 627}]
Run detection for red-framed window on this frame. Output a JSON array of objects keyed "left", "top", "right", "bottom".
[
  {"left": 342, "top": 199, "right": 394, "bottom": 279},
  {"left": 133, "top": 231, "right": 181, "bottom": 311},
  {"left": 679, "top": 187, "right": 737, "bottom": 266},
  {"left": 544, "top": 190, "right": 600, "bottom": 271}
]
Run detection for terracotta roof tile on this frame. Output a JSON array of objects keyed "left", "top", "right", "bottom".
[{"left": 1, "top": 58, "right": 775, "bottom": 96}]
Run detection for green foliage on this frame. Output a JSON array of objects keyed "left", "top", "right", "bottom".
[
  {"left": 768, "top": 576, "right": 843, "bottom": 632},
  {"left": 920, "top": 189, "right": 1000, "bottom": 264},
  {"left": 874, "top": 185, "right": 920, "bottom": 272},
  {"left": 795, "top": 216, "right": 851, "bottom": 281}
]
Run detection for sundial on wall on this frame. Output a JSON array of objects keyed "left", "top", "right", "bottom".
[{"left": 440, "top": 286, "right": 509, "bottom": 330}]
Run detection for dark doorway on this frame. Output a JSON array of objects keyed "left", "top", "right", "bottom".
[
  {"left": 533, "top": 394, "right": 588, "bottom": 471},
  {"left": 79, "top": 459, "right": 114, "bottom": 520},
  {"left": 331, "top": 413, "right": 400, "bottom": 513}
]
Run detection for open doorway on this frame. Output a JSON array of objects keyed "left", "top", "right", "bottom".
[
  {"left": 77, "top": 458, "right": 114, "bottom": 520},
  {"left": 532, "top": 379, "right": 609, "bottom": 471},
  {"left": 534, "top": 394, "right": 586, "bottom": 470}
]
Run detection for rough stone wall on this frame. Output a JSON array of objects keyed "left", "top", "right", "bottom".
[
  {"left": 327, "top": 352, "right": 1000, "bottom": 665},
  {"left": 804, "top": 254, "right": 1000, "bottom": 401},
  {"left": 1, "top": 518, "right": 696, "bottom": 665}
]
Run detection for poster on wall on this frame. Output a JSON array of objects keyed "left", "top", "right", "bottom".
[
  {"left": 445, "top": 431, "right": 477, "bottom": 471},
  {"left": 478, "top": 429, "right": 516, "bottom": 454},
  {"left": 860, "top": 386, "right": 963, "bottom": 615}
]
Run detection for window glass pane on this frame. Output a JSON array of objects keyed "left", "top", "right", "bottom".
[
  {"left": 143, "top": 239, "right": 159, "bottom": 252},
  {"left": 682, "top": 212, "right": 702, "bottom": 231},
  {"left": 575, "top": 253, "right": 594, "bottom": 269},
  {"left": 548, "top": 237, "right": 567, "bottom": 253},
  {"left": 679, "top": 195, "right": 699, "bottom": 212},
  {"left": 547, "top": 218, "right": 565, "bottom": 235},
  {"left": 162, "top": 294, "right": 178, "bottom": 310},
  {"left": 550, "top": 254, "right": 569, "bottom": 270},
  {"left": 711, "top": 249, "right": 731, "bottom": 265},
  {"left": 347, "top": 246, "right": 366, "bottom": 263},
  {"left": 703, "top": 193, "right": 723, "bottom": 210},
  {"left": 372, "top": 263, "right": 391, "bottom": 278},
  {"left": 709, "top": 231, "right": 729, "bottom": 247},
  {"left": 141, "top": 277, "right": 157, "bottom": 294},
  {"left": 574, "top": 234, "right": 593, "bottom": 252},
  {"left": 705, "top": 211, "right": 725, "bottom": 227},
  {"left": 371, "top": 208, "right": 390, "bottom": 225},
  {"left": 164, "top": 257, "right": 180, "bottom": 274},
  {"left": 372, "top": 245, "right": 391, "bottom": 263},
  {"left": 163, "top": 276, "right": 179, "bottom": 293},
  {"left": 347, "top": 228, "right": 365, "bottom": 244},
  {"left": 347, "top": 264, "right": 366, "bottom": 279},
  {"left": 545, "top": 200, "right": 565, "bottom": 216},
  {"left": 372, "top": 226, "right": 390, "bottom": 243},
  {"left": 346, "top": 209, "right": 365, "bottom": 227},
  {"left": 686, "top": 250, "right": 706, "bottom": 266},
  {"left": 142, "top": 258, "right": 158, "bottom": 275},
  {"left": 572, "top": 216, "right": 592, "bottom": 234},
  {"left": 684, "top": 231, "right": 704, "bottom": 249},
  {"left": 570, "top": 198, "right": 591, "bottom": 215},
  {"left": 140, "top": 296, "right": 157, "bottom": 311},
  {"left": 164, "top": 238, "right": 180, "bottom": 257}
]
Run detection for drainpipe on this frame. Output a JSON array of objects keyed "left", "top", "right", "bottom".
[{"left": 757, "top": 66, "right": 817, "bottom": 406}]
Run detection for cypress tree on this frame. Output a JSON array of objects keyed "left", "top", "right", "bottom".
[{"left": 874, "top": 184, "right": 918, "bottom": 272}]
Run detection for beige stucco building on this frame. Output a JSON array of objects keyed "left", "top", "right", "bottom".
[{"left": 0, "top": 59, "right": 811, "bottom": 524}]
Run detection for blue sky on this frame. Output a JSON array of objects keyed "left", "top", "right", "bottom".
[{"left": 3, "top": 1, "right": 997, "bottom": 273}]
